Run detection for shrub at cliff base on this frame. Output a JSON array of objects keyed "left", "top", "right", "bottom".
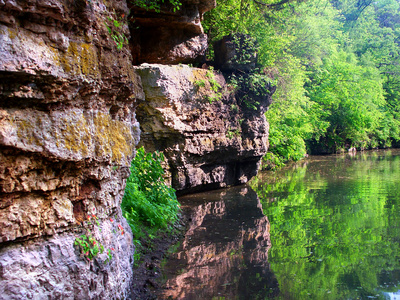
[{"left": 121, "top": 147, "right": 180, "bottom": 262}]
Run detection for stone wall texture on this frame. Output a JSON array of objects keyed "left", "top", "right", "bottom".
[
  {"left": 130, "top": 0, "right": 216, "bottom": 65},
  {"left": 0, "top": 0, "right": 142, "bottom": 298},
  {"left": 135, "top": 63, "right": 272, "bottom": 194}
]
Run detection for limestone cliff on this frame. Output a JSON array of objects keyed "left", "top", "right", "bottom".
[
  {"left": 135, "top": 63, "right": 273, "bottom": 194},
  {"left": 0, "top": 0, "right": 142, "bottom": 298},
  {"left": 0, "top": 0, "right": 273, "bottom": 297}
]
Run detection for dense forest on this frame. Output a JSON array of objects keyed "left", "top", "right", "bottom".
[{"left": 203, "top": 0, "right": 400, "bottom": 167}]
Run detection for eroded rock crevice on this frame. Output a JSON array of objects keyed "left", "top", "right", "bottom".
[{"left": 129, "top": 0, "right": 216, "bottom": 65}]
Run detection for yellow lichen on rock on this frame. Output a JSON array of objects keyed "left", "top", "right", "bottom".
[
  {"left": 62, "top": 111, "right": 134, "bottom": 163},
  {"left": 64, "top": 115, "right": 90, "bottom": 157},
  {"left": 16, "top": 118, "right": 44, "bottom": 148},
  {"left": 7, "top": 27, "right": 17, "bottom": 40},
  {"left": 2, "top": 109, "right": 133, "bottom": 164},
  {"left": 93, "top": 113, "right": 134, "bottom": 163},
  {"left": 59, "top": 42, "right": 99, "bottom": 77}
]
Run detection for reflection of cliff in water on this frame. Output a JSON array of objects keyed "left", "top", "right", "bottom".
[{"left": 159, "top": 185, "right": 279, "bottom": 299}]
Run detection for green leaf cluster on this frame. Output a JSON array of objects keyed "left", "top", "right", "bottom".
[
  {"left": 195, "top": 68, "right": 223, "bottom": 103},
  {"left": 75, "top": 234, "right": 104, "bottom": 261},
  {"left": 229, "top": 72, "right": 275, "bottom": 110},
  {"left": 105, "top": 16, "right": 128, "bottom": 50},
  {"left": 121, "top": 147, "right": 180, "bottom": 262}
]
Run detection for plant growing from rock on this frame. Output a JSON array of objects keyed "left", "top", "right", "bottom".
[
  {"left": 227, "top": 128, "right": 241, "bottom": 140},
  {"left": 75, "top": 215, "right": 104, "bottom": 262},
  {"left": 195, "top": 67, "right": 223, "bottom": 103},
  {"left": 231, "top": 33, "right": 259, "bottom": 65},
  {"left": 122, "top": 147, "right": 180, "bottom": 263},
  {"left": 228, "top": 72, "right": 275, "bottom": 110},
  {"left": 74, "top": 215, "right": 120, "bottom": 263},
  {"left": 105, "top": 16, "right": 128, "bottom": 50},
  {"left": 194, "top": 79, "right": 206, "bottom": 88},
  {"left": 75, "top": 233, "right": 104, "bottom": 261}
]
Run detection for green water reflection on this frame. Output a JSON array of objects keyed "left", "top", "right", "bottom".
[{"left": 250, "top": 149, "right": 400, "bottom": 299}]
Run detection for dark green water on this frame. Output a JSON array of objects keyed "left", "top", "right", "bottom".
[{"left": 159, "top": 149, "right": 400, "bottom": 299}]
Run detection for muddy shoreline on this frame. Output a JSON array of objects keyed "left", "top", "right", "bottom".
[{"left": 127, "top": 214, "right": 188, "bottom": 300}]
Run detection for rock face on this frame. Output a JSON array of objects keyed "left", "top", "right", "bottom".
[
  {"left": 130, "top": 0, "right": 216, "bottom": 65},
  {"left": 0, "top": 0, "right": 142, "bottom": 298},
  {"left": 135, "top": 63, "right": 273, "bottom": 194}
]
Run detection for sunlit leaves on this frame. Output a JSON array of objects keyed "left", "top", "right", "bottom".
[
  {"left": 307, "top": 49, "right": 386, "bottom": 150},
  {"left": 204, "top": 0, "right": 400, "bottom": 163}
]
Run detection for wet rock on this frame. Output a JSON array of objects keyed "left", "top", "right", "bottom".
[
  {"left": 135, "top": 63, "right": 273, "bottom": 194},
  {"left": 0, "top": 0, "right": 142, "bottom": 297}
]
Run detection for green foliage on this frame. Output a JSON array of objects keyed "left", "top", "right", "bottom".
[
  {"left": 206, "top": 68, "right": 222, "bottom": 93},
  {"left": 133, "top": 0, "right": 182, "bottom": 12},
  {"left": 229, "top": 72, "right": 274, "bottom": 110},
  {"left": 121, "top": 147, "right": 180, "bottom": 263},
  {"left": 195, "top": 68, "right": 223, "bottom": 103},
  {"left": 194, "top": 79, "right": 206, "bottom": 88},
  {"left": 226, "top": 128, "right": 240, "bottom": 140},
  {"left": 74, "top": 214, "right": 118, "bottom": 264},
  {"left": 231, "top": 33, "right": 259, "bottom": 65},
  {"left": 204, "top": 0, "right": 400, "bottom": 165},
  {"left": 105, "top": 16, "right": 128, "bottom": 50},
  {"left": 75, "top": 234, "right": 104, "bottom": 260},
  {"left": 307, "top": 49, "right": 386, "bottom": 151}
]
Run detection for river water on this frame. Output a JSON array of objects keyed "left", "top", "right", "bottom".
[{"left": 158, "top": 149, "right": 400, "bottom": 299}]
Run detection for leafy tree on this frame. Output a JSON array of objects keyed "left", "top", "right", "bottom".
[
  {"left": 306, "top": 49, "right": 386, "bottom": 151},
  {"left": 204, "top": 0, "right": 400, "bottom": 165}
]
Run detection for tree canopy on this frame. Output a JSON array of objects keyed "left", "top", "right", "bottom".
[{"left": 203, "top": 0, "right": 400, "bottom": 166}]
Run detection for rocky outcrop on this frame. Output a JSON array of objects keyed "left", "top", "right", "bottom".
[
  {"left": 135, "top": 63, "right": 274, "bottom": 194},
  {"left": 129, "top": 0, "right": 216, "bottom": 65},
  {"left": 214, "top": 33, "right": 258, "bottom": 73},
  {"left": 0, "top": 0, "right": 142, "bottom": 298},
  {"left": 159, "top": 185, "right": 279, "bottom": 299}
]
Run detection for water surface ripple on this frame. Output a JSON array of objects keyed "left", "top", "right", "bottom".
[{"left": 159, "top": 149, "right": 400, "bottom": 299}]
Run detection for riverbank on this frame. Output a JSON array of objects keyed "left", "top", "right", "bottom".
[{"left": 128, "top": 214, "right": 188, "bottom": 300}]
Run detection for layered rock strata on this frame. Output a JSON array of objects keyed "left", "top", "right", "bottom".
[
  {"left": 129, "top": 0, "right": 216, "bottom": 65},
  {"left": 136, "top": 63, "right": 273, "bottom": 194},
  {"left": 0, "top": 0, "right": 142, "bottom": 298}
]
